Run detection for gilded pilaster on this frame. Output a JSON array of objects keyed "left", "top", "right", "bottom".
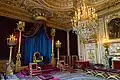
[{"left": 97, "top": 18, "right": 106, "bottom": 64}]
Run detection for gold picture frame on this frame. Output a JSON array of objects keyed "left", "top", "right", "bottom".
[{"left": 104, "top": 12, "right": 120, "bottom": 43}]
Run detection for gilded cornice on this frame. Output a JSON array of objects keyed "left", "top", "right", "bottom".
[
  {"left": 46, "top": 20, "right": 67, "bottom": 31},
  {"left": 0, "top": 2, "right": 34, "bottom": 22},
  {"left": 96, "top": 0, "right": 120, "bottom": 12},
  {"left": 34, "top": 0, "right": 73, "bottom": 11},
  {"left": 97, "top": 2, "right": 120, "bottom": 18},
  {"left": 0, "top": 0, "right": 120, "bottom": 30}
]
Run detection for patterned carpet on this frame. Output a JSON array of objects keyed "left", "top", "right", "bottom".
[
  {"left": 52, "top": 71, "right": 106, "bottom": 80},
  {"left": 1, "top": 71, "right": 106, "bottom": 80}
]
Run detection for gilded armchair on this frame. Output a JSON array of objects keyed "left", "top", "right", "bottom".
[{"left": 33, "top": 52, "right": 43, "bottom": 63}]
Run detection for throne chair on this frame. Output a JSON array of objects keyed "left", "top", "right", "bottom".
[{"left": 33, "top": 52, "right": 44, "bottom": 66}]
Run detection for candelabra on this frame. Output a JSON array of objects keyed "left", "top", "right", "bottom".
[
  {"left": 51, "top": 28, "right": 56, "bottom": 67},
  {"left": 55, "top": 40, "right": 61, "bottom": 67},
  {"left": 15, "top": 21, "right": 25, "bottom": 72},
  {"left": 7, "top": 34, "right": 17, "bottom": 75}
]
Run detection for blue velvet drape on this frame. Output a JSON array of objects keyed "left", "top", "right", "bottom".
[{"left": 23, "top": 26, "right": 52, "bottom": 64}]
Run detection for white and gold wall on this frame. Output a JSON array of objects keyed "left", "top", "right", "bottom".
[{"left": 77, "top": 7, "right": 120, "bottom": 65}]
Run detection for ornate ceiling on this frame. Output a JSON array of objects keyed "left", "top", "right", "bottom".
[{"left": 0, "top": 0, "right": 120, "bottom": 30}]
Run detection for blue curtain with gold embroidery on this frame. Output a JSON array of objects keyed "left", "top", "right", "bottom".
[{"left": 23, "top": 24, "right": 52, "bottom": 65}]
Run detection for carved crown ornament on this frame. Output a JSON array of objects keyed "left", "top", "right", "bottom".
[
  {"left": 31, "top": 8, "right": 53, "bottom": 21},
  {"left": 0, "top": 0, "right": 120, "bottom": 30}
]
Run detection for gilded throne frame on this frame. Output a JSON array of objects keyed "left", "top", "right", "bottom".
[{"left": 33, "top": 52, "right": 43, "bottom": 63}]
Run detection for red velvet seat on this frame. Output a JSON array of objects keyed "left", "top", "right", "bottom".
[
  {"left": 59, "top": 56, "right": 70, "bottom": 71},
  {"left": 29, "top": 63, "right": 41, "bottom": 76},
  {"left": 76, "top": 61, "right": 90, "bottom": 70}
]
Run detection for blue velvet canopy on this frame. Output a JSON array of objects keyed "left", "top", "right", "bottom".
[{"left": 23, "top": 21, "right": 52, "bottom": 65}]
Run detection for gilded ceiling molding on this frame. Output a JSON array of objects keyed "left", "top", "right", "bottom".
[
  {"left": 0, "top": 2, "right": 34, "bottom": 22},
  {"left": 1, "top": 0, "right": 120, "bottom": 30},
  {"left": 96, "top": 0, "right": 120, "bottom": 13},
  {"left": 89, "top": 0, "right": 108, "bottom": 4},
  {"left": 46, "top": 20, "right": 67, "bottom": 31},
  {"left": 0, "top": 0, "right": 35, "bottom": 22},
  {"left": 39, "top": 0, "right": 73, "bottom": 11},
  {"left": 97, "top": 2, "right": 120, "bottom": 18},
  {"left": 50, "top": 12, "right": 71, "bottom": 24}
]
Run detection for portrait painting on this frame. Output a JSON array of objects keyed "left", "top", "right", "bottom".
[{"left": 108, "top": 18, "right": 120, "bottom": 39}]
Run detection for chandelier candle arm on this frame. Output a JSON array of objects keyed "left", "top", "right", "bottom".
[{"left": 71, "top": 0, "right": 98, "bottom": 40}]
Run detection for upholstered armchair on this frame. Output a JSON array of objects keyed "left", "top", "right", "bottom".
[
  {"left": 29, "top": 63, "right": 41, "bottom": 76},
  {"left": 59, "top": 56, "right": 69, "bottom": 71},
  {"left": 71, "top": 55, "right": 79, "bottom": 68},
  {"left": 59, "top": 56, "right": 66, "bottom": 65}
]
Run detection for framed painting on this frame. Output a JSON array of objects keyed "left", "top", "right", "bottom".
[{"left": 104, "top": 12, "right": 120, "bottom": 43}]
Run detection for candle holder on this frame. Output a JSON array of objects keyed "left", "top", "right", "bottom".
[
  {"left": 55, "top": 40, "right": 61, "bottom": 67},
  {"left": 51, "top": 28, "right": 56, "bottom": 66},
  {"left": 7, "top": 34, "right": 17, "bottom": 75},
  {"left": 15, "top": 21, "right": 25, "bottom": 72}
]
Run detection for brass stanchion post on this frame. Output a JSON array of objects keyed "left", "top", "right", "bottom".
[
  {"left": 15, "top": 21, "right": 25, "bottom": 72},
  {"left": 51, "top": 28, "right": 56, "bottom": 67}
]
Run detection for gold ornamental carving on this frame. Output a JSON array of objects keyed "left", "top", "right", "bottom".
[
  {"left": 40, "top": 0, "right": 73, "bottom": 10},
  {"left": 15, "top": 21, "right": 25, "bottom": 72},
  {"left": 7, "top": 34, "right": 17, "bottom": 75},
  {"left": 51, "top": 28, "right": 56, "bottom": 67},
  {"left": 1, "top": 0, "right": 120, "bottom": 30}
]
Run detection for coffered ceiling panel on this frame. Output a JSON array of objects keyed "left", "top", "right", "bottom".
[{"left": 0, "top": 0, "right": 120, "bottom": 30}]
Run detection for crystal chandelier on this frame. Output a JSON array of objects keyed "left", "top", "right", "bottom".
[{"left": 71, "top": 0, "right": 98, "bottom": 40}]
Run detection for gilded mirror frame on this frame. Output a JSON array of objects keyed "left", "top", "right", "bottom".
[{"left": 104, "top": 12, "right": 120, "bottom": 43}]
